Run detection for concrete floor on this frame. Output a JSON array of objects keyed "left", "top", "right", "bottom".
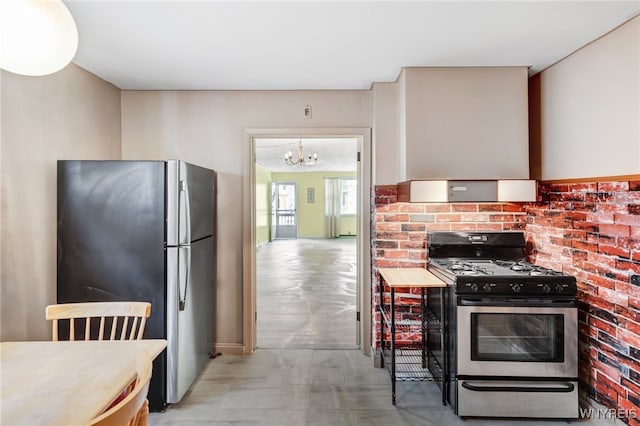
[
  {"left": 149, "top": 349, "right": 609, "bottom": 425},
  {"left": 149, "top": 238, "right": 609, "bottom": 425},
  {"left": 256, "top": 238, "right": 357, "bottom": 349}
]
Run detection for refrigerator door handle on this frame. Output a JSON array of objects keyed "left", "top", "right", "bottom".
[
  {"left": 178, "top": 179, "right": 190, "bottom": 246},
  {"left": 167, "top": 160, "right": 179, "bottom": 246},
  {"left": 179, "top": 246, "right": 191, "bottom": 311},
  {"left": 185, "top": 180, "right": 191, "bottom": 245}
]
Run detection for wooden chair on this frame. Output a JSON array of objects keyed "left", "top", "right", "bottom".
[
  {"left": 46, "top": 302, "right": 151, "bottom": 341},
  {"left": 89, "top": 353, "right": 153, "bottom": 426}
]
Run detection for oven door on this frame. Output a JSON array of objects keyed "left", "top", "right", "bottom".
[{"left": 457, "top": 297, "right": 577, "bottom": 378}]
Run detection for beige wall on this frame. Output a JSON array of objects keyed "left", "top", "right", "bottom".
[
  {"left": 402, "top": 67, "right": 529, "bottom": 180},
  {"left": 533, "top": 16, "right": 640, "bottom": 180},
  {"left": 375, "top": 67, "right": 529, "bottom": 183},
  {"left": 121, "top": 90, "right": 372, "bottom": 348},
  {"left": 397, "top": 71, "right": 407, "bottom": 181},
  {"left": 0, "top": 65, "right": 122, "bottom": 341}
]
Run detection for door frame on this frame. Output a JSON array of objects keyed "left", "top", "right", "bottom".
[{"left": 242, "top": 128, "right": 372, "bottom": 355}]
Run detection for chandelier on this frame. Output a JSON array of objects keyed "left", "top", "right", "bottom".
[{"left": 284, "top": 140, "right": 318, "bottom": 166}]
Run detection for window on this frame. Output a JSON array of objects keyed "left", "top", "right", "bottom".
[{"left": 340, "top": 178, "right": 357, "bottom": 215}]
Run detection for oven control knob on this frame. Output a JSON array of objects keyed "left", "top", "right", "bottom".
[
  {"left": 470, "top": 283, "right": 479, "bottom": 293},
  {"left": 511, "top": 283, "right": 521, "bottom": 293},
  {"left": 542, "top": 284, "right": 552, "bottom": 293},
  {"left": 482, "top": 284, "right": 491, "bottom": 292},
  {"left": 555, "top": 284, "right": 564, "bottom": 293}
]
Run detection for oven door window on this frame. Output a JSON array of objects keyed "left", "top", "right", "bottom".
[{"left": 470, "top": 313, "right": 564, "bottom": 362}]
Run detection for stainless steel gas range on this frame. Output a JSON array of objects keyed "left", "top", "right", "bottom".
[{"left": 426, "top": 231, "right": 579, "bottom": 419}]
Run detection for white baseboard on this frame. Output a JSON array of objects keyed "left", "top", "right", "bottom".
[{"left": 214, "top": 342, "right": 245, "bottom": 355}]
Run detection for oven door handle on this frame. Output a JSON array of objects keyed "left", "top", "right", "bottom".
[
  {"left": 461, "top": 381, "right": 575, "bottom": 393},
  {"left": 458, "top": 298, "right": 577, "bottom": 307}
]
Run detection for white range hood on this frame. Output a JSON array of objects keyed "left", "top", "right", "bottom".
[{"left": 397, "top": 180, "right": 537, "bottom": 203}]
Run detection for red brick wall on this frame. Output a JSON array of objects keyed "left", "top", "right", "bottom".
[
  {"left": 372, "top": 180, "right": 640, "bottom": 420},
  {"left": 527, "top": 180, "right": 640, "bottom": 421}
]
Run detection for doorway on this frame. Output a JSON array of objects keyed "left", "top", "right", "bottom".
[
  {"left": 252, "top": 135, "right": 363, "bottom": 350},
  {"left": 243, "top": 128, "right": 372, "bottom": 355},
  {"left": 272, "top": 182, "right": 298, "bottom": 239}
]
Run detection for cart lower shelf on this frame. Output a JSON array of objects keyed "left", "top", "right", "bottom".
[{"left": 382, "top": 347, "right": 443, "bottom": 382}]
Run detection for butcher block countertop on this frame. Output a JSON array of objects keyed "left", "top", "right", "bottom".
[
  {"left": 0, "top": 339, "right": 167, "bottom": 426},
  {"left": 378, "top": 267, "right": 446, "bottom": 288}
]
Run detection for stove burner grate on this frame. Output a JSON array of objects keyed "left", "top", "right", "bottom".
[{"left": 432, "top": 259, "right": 566, "bottom": 277}]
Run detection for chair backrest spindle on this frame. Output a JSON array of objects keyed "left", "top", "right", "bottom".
[
  {"left": 137, "top": 317, "right": 147, "bottom": 340},
  {"left": 120, "top": 317, "right": 129, "bottom": 340},
  {"left": 98, "top": 316, "right": 105, "bottom": 340},
  {"left": 128, "top": 317, "right": 139, "bottom": 340},
  {"left": 85, "top": 317, "right": 91, "bottom": 340},
  {"left": 111, "top": 317, "right": 118, "bottom": 340}
]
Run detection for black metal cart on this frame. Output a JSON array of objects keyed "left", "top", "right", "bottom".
[{"left": 378, "top": 268, "right": 447, "bottom": 406}]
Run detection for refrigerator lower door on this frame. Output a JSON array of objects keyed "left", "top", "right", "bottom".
[{"left": 166, "top": 237, "right": 215, "bottom": 403}]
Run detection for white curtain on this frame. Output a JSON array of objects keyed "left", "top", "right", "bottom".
[{"left": 324, "top": 178, "right": 341, "bottom": 238}]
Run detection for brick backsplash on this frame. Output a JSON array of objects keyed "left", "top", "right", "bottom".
[
  {"left": 371, "top": 180, "right": 640, "bottom": 422},
  {"left": 527, "top": 180, "right": 640, "bottom": 423}
]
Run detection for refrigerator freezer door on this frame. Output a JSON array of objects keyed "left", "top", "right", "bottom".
[
  {"left": 182, "top": 162, "right": 215, "bottom": 242},
  {"left": 57, "top": 160, "right": 166, "bottom": 336},
  {"left": 166, "top": 238, "right": 215, "bottom": 403},
  {"left": 167, "top": 160, "right": 215, "bottom": 246}
]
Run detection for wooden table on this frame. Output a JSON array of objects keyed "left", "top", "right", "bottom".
[
  {"left": 0, "top": 339, "right": 167, "bottom": 426},
  {"left": 377, "top": 268, "right": 446, "bottom": 405}
]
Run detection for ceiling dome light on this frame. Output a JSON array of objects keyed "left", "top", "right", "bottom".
[{"left": 1, "top": 0, "right": 78, "bottom": 76}]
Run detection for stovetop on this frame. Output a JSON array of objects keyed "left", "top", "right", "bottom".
[
  {"left": 427, "top": 258, "right": 577, "bottom": 296},
  {"left": 430, "top": 259, "right": 565, "bottom": 277},
  {"left": 426, "top": 231, "right": 577, "bottom": 296}
]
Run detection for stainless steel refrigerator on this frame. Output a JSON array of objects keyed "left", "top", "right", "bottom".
[{"left": 57, "top": 160, "right": 216, "bottom": 411}]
